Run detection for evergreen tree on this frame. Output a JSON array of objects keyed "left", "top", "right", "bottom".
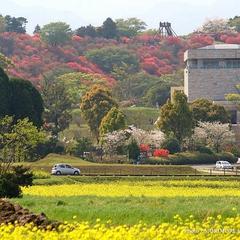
[
  {"left": 0, "top": 68, "right": 10, "bottom": 117},
  {"left": 9, "top": 78, "right": 44, "bottom": 128},
  {"left": 101, "top": 17, "right": 117, "bottom": 39},
  {"left": 156, "top": 91, "right": 193, "bottom": 143}
]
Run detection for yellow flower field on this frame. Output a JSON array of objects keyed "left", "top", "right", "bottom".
[
  {"left": 22, "top": 180, "right": 240, "bottom": 197},
  {"left": 1, "top": 215, "right": 240, "bottom": 240}
]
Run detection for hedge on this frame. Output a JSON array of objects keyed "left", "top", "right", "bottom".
[{"left": 146, "top": 152, "right": 237, "bottom": 165}]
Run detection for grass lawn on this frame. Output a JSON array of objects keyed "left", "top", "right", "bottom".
[
  {"left": 22, "top": 154, "right": 201, "bottom": 176},
  {"left": 12, "top": 178, "right": 240, "bottom": 225}
]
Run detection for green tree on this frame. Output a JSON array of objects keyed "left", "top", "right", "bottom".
[
  {"left": 0, "top": 116, "right": 45, "bottom": 172},
  {"left": 143, "top": 84, "right": 170, "bottom": 107},
  {"left": 0, "top": 68, "right": 10, "bottom": 117},
  {"left": 80, "top": 85, "right": 117, "bottom": 142},
  {"left": 57, "top": 72, "right": 109, "bottom": 106},
  {"left": 191, "top": 98, "right": 229, "bottom": 124},
  {"left": 10, "top": 78, "right": 44, "bottom": 128},
  {"left": 75, "top": 25, "right": 97, "bottom": 37},
  {"left": 115, "top": 18, "right": 147, "bottom": 37},
  {"left": 33, "top": 24, "right": 41, "bottom": 34},
  {"left": 229, "top": 16, "right": 240, "bottom": 32},
  {"left": 100, "top": 107, "right": 126, "bottom": 135},
  {"left": 0, "top": 53, "right": 13, "bottom": 69},
  {"left": 156, "top": 91, "right": 193, "bottom": 143},
  {"left": 101, "top": 17, "right": 117, "bottom": 39},
  {"left": 40, "top": 22, "right": 72, "bottom": 46},
  {"left": 127, "top": 139, "right": 140, "bottom": 161},
  {"left": 4, "top": 15, "right": 27, "bottom": 33},
  {"left": 0, "top": 15, "right": 6, "bottom": 33},
  {"left": 41, "top": 75, "right": 72, "bottom": 138},
  {"left": 225, "top": 85, "right": 240, "bottom": 102},
  {"left": 86, "top": 46, "right": 139, "bottom": 73},
  {"left": 73, "top": 137, "right": 92, "bottom": 158}
]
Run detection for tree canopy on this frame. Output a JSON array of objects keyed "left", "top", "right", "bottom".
[
  {"left": 86, "top": 46, "right": 139, "bottom": 73},
  {"left": 191, "top": 98, "right": 229, "bottom": 124},
  {"left": 156, "top": 91, "right": 193, "bottom": 143},
  {"left": 100, "top": 107, "right": 126, "bottom": 136},
  {"left": 40, "top": 22, "right": 72, "bottom": 46},
  {"left": 115, "top": 18, "right": 147, "bottom": 37},
  {"left": 80, "top": 85, "right": 117, "bottom": 142},
  {"left": 10, "top": 78, "right": 44, "bottom": 128}
]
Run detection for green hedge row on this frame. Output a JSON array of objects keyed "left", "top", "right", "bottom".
[{"left": 145, "top": 152, "right": 237, "bottom": 165}]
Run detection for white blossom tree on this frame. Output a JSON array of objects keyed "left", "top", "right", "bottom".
[
  {"left": 192, "top": 121, "right": 235, "bottom": 152},
  {"left": 102, "top": 125, "right": 165, "bottom": 155},
  {"left": 196, "top": 18, "right": 236, "bottom": 34}
]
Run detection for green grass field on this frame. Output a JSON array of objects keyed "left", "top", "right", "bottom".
[
  {"left": 122, "top": 107, "right": 159, "bottom": 130},
  {"left": 12, "top": 177, "right": 240, "bottom": 225}
]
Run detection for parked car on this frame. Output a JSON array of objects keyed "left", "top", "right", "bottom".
[
  {"left": 215, "top": 161, "right": 233, "bottom": 169},
  {"left": 51, "top": 163, "right": 80, "bottom": 175}
]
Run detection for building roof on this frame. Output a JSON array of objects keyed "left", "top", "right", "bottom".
[{"left": 199, "top": 44, "right": 240, "bottom": 50}]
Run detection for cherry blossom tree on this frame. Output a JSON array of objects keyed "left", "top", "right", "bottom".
[{"left": 192, "top": 121, "right": 235, "bottom": 152}]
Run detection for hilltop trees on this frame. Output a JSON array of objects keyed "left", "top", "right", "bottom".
[
  {"left": 229, "top": 16, "right": 240, "bottom": 32},
  {"left": 86, "top": 47, "right": 139, "bottom": 73},
  {"left": 115, "top": 18, "right": 147, "bottom": 37},
  {"left": 4, "top": 15, "right": 27, "bottom": 33},
  {"left": 101, "top": 18, "right": 117, "bottom": 39},
  {"left": 80, "top": 85, "right": 117, "bottom": 142},
  {"left": 40, "top": 22, "right": 72, "bottom": 46}
]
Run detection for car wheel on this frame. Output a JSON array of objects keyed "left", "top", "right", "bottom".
[
  {"left": 56, "top": 171, "right": 61, "bottom": 175},
  {"left": 74, "top": 171, "right": 80, "bottom": 175}
]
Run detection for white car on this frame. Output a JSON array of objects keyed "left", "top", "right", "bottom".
[
  {"left": 215, "top": 161, "right": 233, "bottom": 169},
  {"left": 51, "top": 163, "right": 80, "bottom": 175}
]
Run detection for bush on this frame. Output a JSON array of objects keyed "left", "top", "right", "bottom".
[
  {"left": 12, "top": 165, "right": 33, "bottom": 187},
  {"left": 161, "top": 137, "right": 180, "bottom": 154},
  {"left": 153, "top": 149, "right": 169, "bottom": 157},
  {"left": 147, "top": 151, "right": 238, "bottom": 165},
  {"left": 216, "top": 152, "right": 238, "bottom": 163},
  {"left": 0, "top": 174, "right": 21, "bottom": 198},
  {"left": 169, "top": 152, "right": 218, "bottom": 165},
  {"left": 195, "top": 145, "right": 214, "bottom": 154},
  {"left": 127, "top": 139, "right": 140, "bottom": 160},
  {"left": 33, "top": 170, "right": 50, "bottom": 179}
]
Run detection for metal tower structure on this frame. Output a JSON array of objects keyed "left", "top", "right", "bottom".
[{"left": 159, "top": 22, "right": 177, "bottom": 37}]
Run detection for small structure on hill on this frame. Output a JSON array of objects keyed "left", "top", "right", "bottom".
[{"left": 159, "top": 22, "right": 177, "bottom": 37}]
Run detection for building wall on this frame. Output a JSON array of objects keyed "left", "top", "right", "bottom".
[
  {"left": 184, "top": 48, "right": 240, "bottom": 102},
  {"left": 185, "top": 68, "right": 240, "bottom": 102}
]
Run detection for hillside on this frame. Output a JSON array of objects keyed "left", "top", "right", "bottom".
[{"left": 0, "top": 32, "right": 219, "bottom": 86}]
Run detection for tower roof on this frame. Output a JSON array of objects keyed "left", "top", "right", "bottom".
[{"left": 199, "top": 44, "right": 240, "bottom": 50}]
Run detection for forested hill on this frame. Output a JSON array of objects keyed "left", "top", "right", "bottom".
[{"left": 1, "top": 16, "right": 240, "bottom": 106}]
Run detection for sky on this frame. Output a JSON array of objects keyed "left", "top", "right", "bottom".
[{"left": 1, "top": 0, "right": 240, "bottom": 35}]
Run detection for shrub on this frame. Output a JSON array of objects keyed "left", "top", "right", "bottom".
[
  {"left": 33, "top": 170, "right": 51, "bottom": 179},
  {"left": 12, "top": 165, "right": 33, "bottom": 187},
  {"left": 0, "top": 174, "right": 21, "bottom": 198},
  {"left": 153, "top": 149, "right": 169, "bottom": 157},
  {"left": 161, "top": 137, "right": 180, "bottom": 154},
  {"left": 169, "top": 152, "right": 218, "bottom": 165},
  {"left": 195, "top": 145, "right": 214, "bottom": 154},
  {"left": 148, "top": 152, "right": 236, "bottom": 165},
  {"left": 143, "top": 157, "right": 170, "bottom": 165},
  {"left": 216, "top": 152, "right": 238, "bottom": 163},
  {"left": 127, "top": 139, "right": 140, "bottom": 160}
]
